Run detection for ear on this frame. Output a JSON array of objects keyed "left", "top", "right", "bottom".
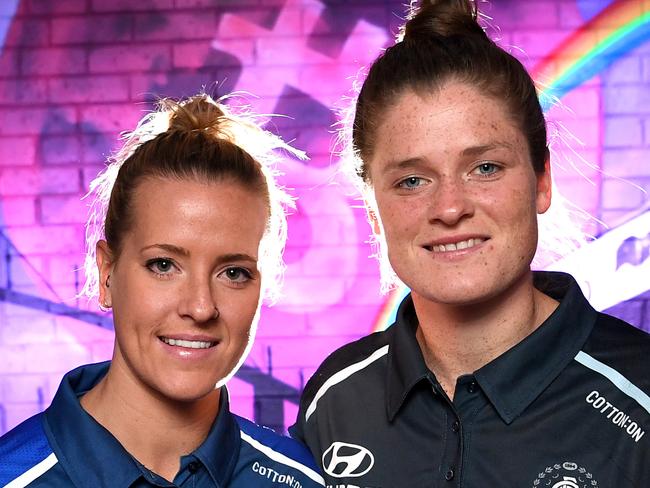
[
  {"left": 535, "top": 150, "right": 552, "bottom": 214},
  {"left": 96, "top": 240, "right": 114, "bottom": 308}
]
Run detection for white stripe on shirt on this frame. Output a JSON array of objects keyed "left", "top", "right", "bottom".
[
  {"left": 305, "top": 345, "right": 390, "bottom": 422},
  {"left": 575, "top": 350, "right": 650, "bottom": 415},
  {"left": 5, "top": 452, "right": 58, "bottom": 488},
  {"left": 240, "top": 431, "right": 325, "bottom": 485}
]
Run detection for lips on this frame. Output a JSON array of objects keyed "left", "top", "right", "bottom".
[
  {"left": 159, "top": 336, "right": 217, "bottom": 349},
  {"left": 423, "top": 237, "right": 488, "bottom": 253}
]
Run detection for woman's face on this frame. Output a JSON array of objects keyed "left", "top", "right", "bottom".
[
  {"left": 97, "top": 176, "right": 268, "bottom": 402},
  {"left": 367, "top": 81, "right": 552, "bottom": 306}
]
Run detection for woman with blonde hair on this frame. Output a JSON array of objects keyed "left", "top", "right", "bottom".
[{"left": 0, "top": 94, "right": 324, "bottom": 488}]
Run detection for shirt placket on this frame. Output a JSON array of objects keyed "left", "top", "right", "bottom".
[{"left": 432, "top": 375, "right": 487, "bottom": 487}]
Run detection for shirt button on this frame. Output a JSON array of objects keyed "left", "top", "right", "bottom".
[
  {"left": 452, "top": 420, "right": 460, "bottom": 432},
  {"left": 445, "top": 467, "right": 455, "bottom": 481},
  {"left": 467, "top": 380, "right": 478, "bottom": 393},
  {"left": 188, "top": 461, "right": 200, "bottom": 474}
]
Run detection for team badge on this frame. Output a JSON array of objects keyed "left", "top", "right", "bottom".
[{"left": 532, "top": 462, "right": 598, "bottom": 487}]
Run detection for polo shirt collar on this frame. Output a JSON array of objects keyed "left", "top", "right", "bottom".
[
  {"left": 193, "top": 387, "right": 241, "bottom": 485},
  {"left": 44, "top": 362, "right": 144, "bottom": 487},
  {"left": 475, "top": 271, "right": 597, "bottom": 424},
  {"left": 386, "top": 294, "right": 432, "bottom": 422},
  {"left": 44, "top": 361, "right": 241, "bottom": 487},
  {"left": 385, "top": 272, "right": 597, "bottom": 424}
]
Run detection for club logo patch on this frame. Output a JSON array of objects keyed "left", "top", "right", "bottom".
[
  {"left": 533, "top": 461, "right": 598, "bottom": 487},
  {"left": 322, "top": 441, "right": 374, "bottom": 478}
]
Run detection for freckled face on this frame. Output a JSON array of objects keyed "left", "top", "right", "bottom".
[
  {"left": 368, "top": 82, "right": 551, "bottom": 306},
  {"left": 97, "top": 177, "right": 268, "bottom": 402}
]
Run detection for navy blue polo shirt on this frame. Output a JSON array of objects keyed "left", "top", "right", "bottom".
[
  {"left": 291, "top": 272, "right": 650, "bottom": 487},
  {"left": 0, "top": 362, "right": 324, "bottom": 487}
]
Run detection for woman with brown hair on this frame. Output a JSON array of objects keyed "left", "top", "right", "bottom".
[
  {"left": 292, "top": 1, "right": 650, "bottom": 486},
  {"left": 0, "top": 94, "right": 324, "bottom": 488}
]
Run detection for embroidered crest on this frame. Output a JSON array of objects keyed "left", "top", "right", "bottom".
[{"left": 532, "top": 461, "right": 598, "bottom": 488}]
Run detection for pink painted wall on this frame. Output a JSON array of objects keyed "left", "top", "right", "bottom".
[{"left": 0, "top": 0, "right": 649, "bottom": 434}]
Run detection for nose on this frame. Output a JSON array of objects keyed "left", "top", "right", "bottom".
[
  {"left": 178, "top": 274, "right": 219, "bottom": 324},
  {"left": 427, "top": 176, "right": 474, "bottom": 226}
]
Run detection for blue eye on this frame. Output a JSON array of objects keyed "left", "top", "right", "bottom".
[
  {"left": 474, "top": 162, "right": 500, "bottom": 177},
  {"left": 398, "top": 176, "right": 426, "bottom": 189}
]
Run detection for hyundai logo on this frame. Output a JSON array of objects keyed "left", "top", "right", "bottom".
[{"left": 322, "top": 441, "right": 374, "bottom": 478}]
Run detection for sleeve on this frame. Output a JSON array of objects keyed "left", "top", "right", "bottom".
[{"left": 234, "top": 415, "right": 325, "bottom": 487}]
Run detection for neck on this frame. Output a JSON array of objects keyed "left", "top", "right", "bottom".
[
  {"left": 412, "top": 272, "right": 558, "bottom": 399},
  {"left": 80, "top": 361, "right": 220, "bottom": 482}
]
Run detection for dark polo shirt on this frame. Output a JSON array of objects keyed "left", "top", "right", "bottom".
[
  {"left": 0, "top": 361, "right": 324, "bottom": 487},
  {"left": 291, "top": 272, "right": 650, "bottom": 487}
]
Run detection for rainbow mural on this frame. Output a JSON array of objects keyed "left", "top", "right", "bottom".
[
  {"left": 372, "top": 0, "right": 650, "bottom": 332},
  {"left": 535, "top": 0, "right": 650, "bottom": 108}
]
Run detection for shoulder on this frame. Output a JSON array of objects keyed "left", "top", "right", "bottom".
[
  {"left": 289, "top": 331, "right": 391, "bottom": 447},
  {"left": 0, "top": 413, "right": 59, "bottom": 487},
  {"left": 576, "top": 312, "right": 650, "bottom": 416},
  {"left": 584, "top": 313, "right": 650, "bottom": 379},
  {"left": 235, "top": 415, "right": 318, "bottom": 468},
  {"left": 234, "top": 415, "right": 325, "bottom": 487},
  {"left": 300, "top": 330, "right": 390, "bottom": 407},
  {"left": 583, "top": 312, "right": 650, "bottom": 384},
  {"left": 591, "top": 311, "right": 650, "bottom": 345}
]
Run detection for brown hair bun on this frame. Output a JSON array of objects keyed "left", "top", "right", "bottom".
[
  {"left": 403, "top": 0, "right": 486, "bottom": 42},
  {"left": 166, "top": 97, "right": 226, "bottom": 136}
]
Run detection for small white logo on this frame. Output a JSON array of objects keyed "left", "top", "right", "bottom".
[
  {"left": 322, "top": 441, "right": 374, "bottom": 478},
  {"left": 552, "top": 477, "right": 579, "bottom": 488},
  {"left": 533, "top": 461, "right": 598, "bottom": 488}
]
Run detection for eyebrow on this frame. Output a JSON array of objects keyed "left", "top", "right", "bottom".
[
  {"left": 141, "top": 243, "right": 189, "bottom": 256},
  {"left": 380, "top": 158, "right": 424, "bottom": 175},
  {"left": 461, "top": 142, "right": 515, "bottom": 157},
  {"left": 216, "top": 253, "right": 258, "bottom": 265},
  {"left": 381, "top": 141, "right": 517, "bottom": 173},
  {"left": 140, "top": 245, "right": 257, "bottom": 264}
]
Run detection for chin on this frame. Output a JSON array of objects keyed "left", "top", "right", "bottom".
[
  {"left": 409, "top": 276, "right": 502, "bottom": 307},
  {"left": 163, "top": 385, "right": 220, "bottom": 404},
  {"left": 419, "top": 290, "right": 490, "bottom": 307},
  {"left": 153, "top": 373, "right": 222, "bottom": 404}
]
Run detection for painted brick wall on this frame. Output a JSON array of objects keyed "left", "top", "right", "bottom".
[{"left": 0, "top": 0, "right": 649, "bottom": 435}]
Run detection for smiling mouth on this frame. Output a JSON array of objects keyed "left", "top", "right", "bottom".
[
  {"left": 425, "top": 237, "right": 487, "bottom": 253},
  {"left": 159, "top": 337, "right": 217, "bottom": 349}
]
